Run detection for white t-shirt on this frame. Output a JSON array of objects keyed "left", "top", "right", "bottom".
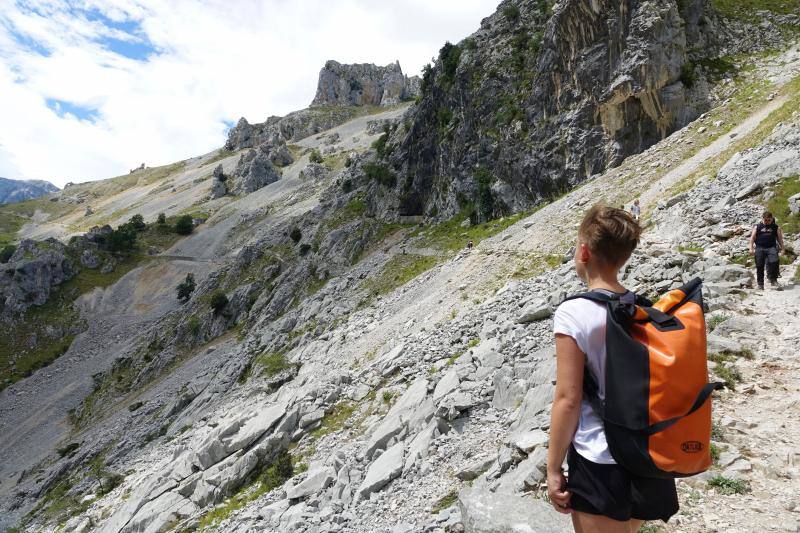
[{"left": 553, "top": 297, "right": 616, "bottom": 464}]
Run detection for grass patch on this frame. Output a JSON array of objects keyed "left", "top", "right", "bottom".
[
  {"left": 0, "top": 210, "right": 27, "bottom": 247},
  {"left": 197, "top": 451, "right": 293, "bottom": 530},
  {"left": 678, "top": 243, "right": 705, "bottom": 253},
  {"left": 312, "top": 401, "right": 356, "bottom": 438},
  {"left": 707, "top": 314, "right": 729, "bottom": 332},
  {"left": 431, "top": 489, "right": 458, "bottom": 513},
  {"left": 414, "top": 209, "right": 531, "bottom": 253},
  {"left": 711, "top": 0, "right": 800, "bottom": 21},
  {"left": 767, "top": 174, "right": 800, "bottom": 235},
  {"left": 510, "top": 253, "right": 563, "bottom": 279},
  {"left": 361, "top": 254, "right": 438, "bottom": 296},
  {"left": 708, "top": 475, "right": 750, "bottom": 495},
  {"left": 253, "top": 352, "right": 291, "bottom": 377},
  {"left": 714, "top": 362, "right": 742, "bottom": 389},
  {"left": 710, "top": 442, "right": 721, "bottom": 464}
]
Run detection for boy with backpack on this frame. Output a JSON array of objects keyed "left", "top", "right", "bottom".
[{"left": 547, "top": 205, "right": 718, "bottom": 532}]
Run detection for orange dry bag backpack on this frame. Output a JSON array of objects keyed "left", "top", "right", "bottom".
[{"left": 564, "top": 278, "right": 723, "bottom": 479}]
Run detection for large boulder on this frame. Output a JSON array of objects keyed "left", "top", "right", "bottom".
[{"left": 458, "top": 486, "right": 571, "bottom": 532}]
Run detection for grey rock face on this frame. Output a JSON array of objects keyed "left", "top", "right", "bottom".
[
  {"left": 382, "top": 0, "right": 717, "bottom": 222},
  {"left": 311, "top": 60, "right": 419, "bottom": 107},
  {"left": 231, "top": 147, "right": 282, "bottom": 195},
  {"left": 1, "top": 239, "right": 75, "bottom": 318}
]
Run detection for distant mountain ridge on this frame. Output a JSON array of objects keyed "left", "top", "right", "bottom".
[{"left": 0, "top": 177, "right": 59, "bottom": 204}]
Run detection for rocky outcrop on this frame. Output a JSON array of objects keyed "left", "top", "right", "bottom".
[
  {"left": 210, "top": 164, "right": 227, "bottom": 199},
  {"left": 375, "top": 0, "right": 719, "bottom": 222},
  {"left": 311, "top": 60, "right": 419, "bottom": 107},
  {"left": 0, "top": 239, "right": 75, "bottom": 318},
  {"left": 230, "top": 147, "right": 282, "bottom": 195}
]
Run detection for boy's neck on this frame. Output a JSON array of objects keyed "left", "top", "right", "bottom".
[{"left": 585, "top": 271, "right": 627, "bottom": 293}]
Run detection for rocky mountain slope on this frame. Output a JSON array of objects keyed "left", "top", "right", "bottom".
[
  {"left": 0, "top": 1, "right": 799, "bottom": 532},
  {"left": 0, "top": 178, "right": 59, "bottom": 205}
]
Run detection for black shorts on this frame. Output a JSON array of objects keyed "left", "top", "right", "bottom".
[{"left": 566, "top": 445, "right": 678, "bottom": 522}]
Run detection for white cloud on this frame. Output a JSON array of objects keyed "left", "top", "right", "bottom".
[{"left": 0, "top": 0, "right": 499, "bottom": 187}]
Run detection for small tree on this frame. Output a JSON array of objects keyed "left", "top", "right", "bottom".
[
  {"left": 129, "top": 214, "right": 146, "bottom": 231},
  {"left": 210, "top": 291, "right": 229, "bottom": 314},
  {"left": 309, "top": 149, "right": 323, "bottom": 164},
  {"left": 0, "top": 244, "right": 16, "bottom": 263},
  {"left": 157, "top": 213, "right": 167, "bottom": 224},
  {"left": 176, "top": 273, "right": 196, "bottom": 303},
  {"left": 289, "top": 227, "right": 302, "bottom": 243},
  {"left": 175, "top": 215, "right": 194, "bottom": 235},
  {"left": 106, "top": 224, "right": 137, "bottom": 252}
]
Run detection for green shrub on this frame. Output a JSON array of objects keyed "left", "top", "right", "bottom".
[
  {"left": 436, "top": 107, "right": 453, "bottom": 132},
  {"left": 187, "top": 315, "right": 201, "bottom": 336},
  {"left": 299, "top": 243, "right": 312, "bottom": 256},
  {"left": 105, "top": 224, "right": 137, "bottom": 252},
  {"left": 0, "top": 244, "right": 16, "bottom": 263},
  {"left": 210, "top": 291, "right": 229, "bottom": 314},
  {"left": 157, "top": 212, "right": 166, "bottom": 224},
  {"left": 708, "top": 475, "right": 750, "bottom": 495},
  {"left": 289, "top": 227, "right": 302, "bottom": 243},
  {"left": 420, "top": 63, "right": 434, "bottom": 94},
  {"left": 372, "top": 125, "right": 391, "bottom": 158},
  {"left": 309, "top": 149, "right": 324, "bottom": 164},
  {"left": 175, "top": 214, "right": 194, "bottom": 235},
  {"left": 502, "top": 4, "right": 521, "bottom": 21},
  {"left": 128, "top": 214, "right": 146, "bottom": 231},
  {"left": 176, "top": 273, "right": 196, "bottom": 303},
  {"left": 710, "top": 442, "right": 720, "bottom": 464},
  {"left": 680, "top": 61, "right": 697, "bottom": 88},
  {"left": 439, "top": 42, "right": 461, "bottom": 85},
  {"left": 474, "top": 168, "right": 494, "bottom": 221},
  {"left": 364, "top": 162, "right": 397, "bottom": 188}
]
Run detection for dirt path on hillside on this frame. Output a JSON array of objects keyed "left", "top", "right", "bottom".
[{"left": 638, "top": 93, "right": 790, "bottom": 208}]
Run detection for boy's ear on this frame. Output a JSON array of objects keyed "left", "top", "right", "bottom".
[{"left": 578, "top": 243, "right": 591, "bottom": 263}]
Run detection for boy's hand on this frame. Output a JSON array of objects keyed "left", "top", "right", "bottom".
[{"left": 547, "top": 470, "right": 572, "bottom": 514}]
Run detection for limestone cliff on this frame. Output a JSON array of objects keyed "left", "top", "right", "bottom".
[
  {"left": 311, "top": 60, "right": 420, "bottom": 107},
  {"left": 374, "top": 0, "right": 719, "bottom": 222}
]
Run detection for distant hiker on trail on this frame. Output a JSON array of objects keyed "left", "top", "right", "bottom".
[
  {"left": 547, "top": 205, "right": 680, "bottom": 532},
  {"left": 630, "top": 199, "right": 641, "bottom": 221},
  {"left": 749, "top": 211, "right": 785, "bottom": 290}
]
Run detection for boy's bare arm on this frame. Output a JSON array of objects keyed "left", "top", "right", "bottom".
[{"left": 547, "top": 333, "right": 584, "bottom": 513}]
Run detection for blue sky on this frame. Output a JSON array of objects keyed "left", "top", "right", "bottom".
[{"left": 0, "top": 0, "right": 499, "bottom": 186}]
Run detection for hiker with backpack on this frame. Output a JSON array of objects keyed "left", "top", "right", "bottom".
[
  {"left": 749, "top": 211, "right": 785, "bottom": 290},
  {"left": 546, "top": 205, "right": 719, "bottom": 532}
]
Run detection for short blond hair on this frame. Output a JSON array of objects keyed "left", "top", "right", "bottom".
[{"left": 578, "top": 204, "right": 641, "bottom": 266}]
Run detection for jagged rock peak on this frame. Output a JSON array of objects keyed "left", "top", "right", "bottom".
[{"left": 311, "top": 59, "right": 420, "bottom": 108}]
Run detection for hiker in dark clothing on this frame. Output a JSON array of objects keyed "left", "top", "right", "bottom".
[{"left": 749, "top": 211, "right": 785, "bottom": 290}]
